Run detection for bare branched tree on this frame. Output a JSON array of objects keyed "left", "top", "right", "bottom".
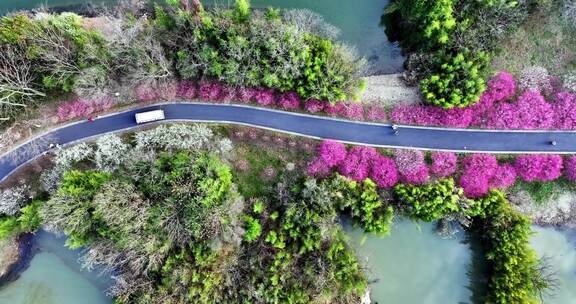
[{"left": 0, "top": 43, "right": 45, "bottom": 120}]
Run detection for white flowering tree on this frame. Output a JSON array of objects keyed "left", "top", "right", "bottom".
[{"left": 95, "top": 134, "right": 129, "bottom": 172}]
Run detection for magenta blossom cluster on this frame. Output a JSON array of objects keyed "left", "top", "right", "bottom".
[
  {"left": 485, "top": 90, "right": 553, "bottom": 129},
  {"left": 304, "top": 99, "right": 325, "bottom": 113},
  {"left": 394, "top": 149, "right": 429, "bottom": 184},
  {"left": 307, "top": 140, "right": 399, "bottom": 188},
  {"left": 198, "top": 81, "right": 223, "bottom": 101},
  {"left": 254, "top": 88, "right": 276, "bottom": 106},
  {"left": 459, "top": 154, "right": 515, "bottom": 198},
  {"left": 514, "top": 155, "right": 563, "bottom": 182},
  {"left": 430, "top": 152, "right": 457, "bottom": 178},
  {"left": 564, "top": 156, "right": 576, "bottom": 182},
  {"left": 177, "top": 80, "right": 197, "bottom": 99},
  {"left": 277, "top": 92, "right": 301, "bottom": 110},
  {"left": 390, "top": 104, "right": 473, "bottom": 128},
  {"left": 365, "top": 105, "right": 387, "bottom": 122},
  {"left": 57, "top": 97, "right": 115, "bottom": 122}
]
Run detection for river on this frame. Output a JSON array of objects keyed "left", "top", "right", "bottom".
[
  {"left": 1, "top": 223, "right": 575, "bottom": 303},
  {"left": 0, "top": 0, "right": 404, "bottom": 75}
]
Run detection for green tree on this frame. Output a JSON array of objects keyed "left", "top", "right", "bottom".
[{"left": 395, "top": 178, "right": 462, "bottom": 221}]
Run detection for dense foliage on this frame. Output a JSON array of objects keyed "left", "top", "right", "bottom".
[
  {"left": 0, "top": 12, "right": 109, "bottom": 121},
  {"left": 474, "top": 191, "right": 549, "bottom": 304},
  {"left": 156, "top": 0, "right": 363, "bottom": 102},
  {"left": 384, "top": 0, "right": 535, "bottom": 108},
  {"left": 0, "top": 1, "right": 363, "bottom": 124},
  {"left": 395, "top": 178, "right": 461, "bottom": 222}
]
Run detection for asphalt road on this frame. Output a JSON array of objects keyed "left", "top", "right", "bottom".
[{"left": 1, "top": 102, "right": 574, "bottom": 182}]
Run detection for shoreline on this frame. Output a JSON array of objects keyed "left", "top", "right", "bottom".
[{"left": 0, "top": 233, "right": 34, "bottom": 288}]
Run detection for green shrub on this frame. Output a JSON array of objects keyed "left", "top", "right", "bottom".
[
  {"left": 243, "top": 215, "right": 262, "bottom": 242},
  {"left": 395, "top": 178, "right": 462, "bottom": 221},
  {"left": 474, "top": 191, "right": 549, "bottom": 304},
  {"left": 0, "top": 199, "right": 43, "bottom": 239},
  {"left": 420, "top": 50, "right": 488, "bottom": 108}
]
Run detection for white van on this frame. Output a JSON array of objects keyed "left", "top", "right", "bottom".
[{"left": 135, "top": 110, "right": 165, "bottom": 124}]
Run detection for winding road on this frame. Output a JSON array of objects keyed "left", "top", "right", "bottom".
[{"left": 1, "top": 102, "right": 575, "bottom": 182}]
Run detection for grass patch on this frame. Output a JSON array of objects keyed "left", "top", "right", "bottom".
[
  {"left": 513, "top": 180, "right": 559, "bottom": 205},
  {"left": 491, "top": 2, "right": 576, "bottom": 77},
  {"left": 233, "top": 144, "right": 284, "bottom": 198}
]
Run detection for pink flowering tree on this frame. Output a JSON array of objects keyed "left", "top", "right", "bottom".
[
  {"left": 177, "top": 80, "right": 197, "bottom": 99},
  {"left": 514, "top": 154, "right": 563, "bottom": 182},
  {"left": 430, "top": 152, "right": 458, "bottom": 178},
  {"left": 254, "top": 88, "right": 276, "bottom": 106},
  {"left": 338, "top": 146, "right": 379, "bottom": 182},
  {"left": 370, "top": 155, "right": 399, "bottom": 188},
  {"left": 318, "top": 140, "right": 347, "bottom": 167},
  {"left": 365, "top": 104, "right": 387, "bottom": 121},
  {"left": 394, "top": 149, "right": 429, "bottom": 184},
  {"left": 57, "top": 99, "right": 90, "bottom": 121},
  {"left": 552, "top": 92, "right": 576, "bottom": 130},
  {"left": 134, "top": 83, "right": 158, "bottom": 102},
  {"left": 277, "top": 92, "right": 301, "bottom": 110},
  {"left": 198, "top": 81, "right": 223, "bottom": 101},
  {"left": 459, "top": 154, "right": 498, "bottom": 198},
  {"left": 485, "top": 90, "right": 553, "bottom": 129},
  {"left": 307, "top": 158, "right": 332, "bottom": 177},
  {"left": 304, "top": 99, "right": 325, "bottom": 113},
  {"left": 486, "top": 71, "right": 516, "bottom": 101},
  {"left": 340, "top": 103, "right": 364, "bottom": 120},
  {"left": 564, "top": 156, "right": 576, "bottom": 182},
  {"left": 237, "top": 87, "right": 257, "bottom": 104},
  {"left": 489, "top": 164, "right": 517, "bottom": 189}
]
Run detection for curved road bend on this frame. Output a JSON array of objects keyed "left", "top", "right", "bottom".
[{"left": 1, "top": 102, "right": 574, "bottom": 182}]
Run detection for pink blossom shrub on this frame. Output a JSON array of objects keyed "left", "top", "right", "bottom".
[
  {"left": 370, "top": 155, "right": 399, "bottom": 188},
  {"left": 237, "top": 87, "right": 257, "bottom": 103},
  {"left": 390, "top": 104, "right": 473, "bottom": 128},
  {"left": 219, "top": 86, "right": 237, "bottom": 102},
  {"left": 134, "top": 83, "right": 158, "bottom": 102},
  {"left": 177, "top": 80, "right": 197, "bottom": 99},
  {"left": 459, "top": 154, "right": 498, "bottom": 198},
  {"left": 461, "top": 154, "right": 498, "bottom": 177},
  {"left": 307, "top": 158, "right": 332, "bottom": 177},
  {"left": 489, "top": 164, "right": 517, "bottom": 189},
  {"left": 157, "top": 81, "right": 178, "bottom": 101},
  {"left": 277, "top": 92, "right": 301, "bottom": 110},
  {"left": 56, "top": 97, "right": 115, "bottom": 122},
  {"left": 254, "top": 88, "right": 276, "bottom": 106},
  {"left": 198, "top": 81, "right": 222, "bottom": 101},
  {"left": 486, "top": 71, "right": 516, "bottom": 101},
  {"left": 304, "top": 99, "right": 325, "bottom": 113},
  {"left": 552, "top": 92, "right": 576, "bottom": 130},
  {"left": 430, "top": 152, "right": 458, "bottom": 178},
  {"left": 340, "top": 103, "right": 364, "bottom": 120},
  {"left": 365, "top": 104, "right": 387, "bottom": 121},
  {"left": 394, "top": 149, "right": 429, "bottom": 184},
  {"left": 485, "top": 90, "right": 553, "bottom": 129},
  {"left": 459, "top": 174, "right": 489, "bottom": 199},
  {"left": 338, "top": 146, "right": 379, "bottom": 182},
  {"left": 57, "top": 99, "right": 90, "bottom": 121},
  {"left": 325, "top": 102, "right": 346, "bottom": 116},
  {"left": 514, "top": 155, "right": 563, "bottom": 182},
  {"left": 564, "top": 156, "right": 576, "bottom": 182},
  {"left": 318, "top": 140, "right": 347, "bottom": 167},
  {"left": 468, "top": 92, "right": 495, "bottom": 126}
]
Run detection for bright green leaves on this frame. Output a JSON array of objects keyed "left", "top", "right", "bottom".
[
  {"left": 395, "top": 178, "right": 462, "bottom": 222},
  {"left": 420, "top": 50, "right": 488, "bottom": 108},
  {"left": 0, "top": 199, "right": 43, "bottom": 239},
  {"left": 243, "top": 215, "right": 262, "bottom": 242},
  {"left": 477, "top": 190, "right": 549, "bottom": 304}
]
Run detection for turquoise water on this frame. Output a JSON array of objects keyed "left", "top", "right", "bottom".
[
  {"left": 0, "top": 231, "right": 112, "bottom": 304},
  {"left": 0, "top": 0, "right": 404, "bottom": 75},
  {"left": 345, "top": 220, "right": 474, "bottom": 304},
  {"left": 530, "top": 226, "right": 576, "bottom": 304}
]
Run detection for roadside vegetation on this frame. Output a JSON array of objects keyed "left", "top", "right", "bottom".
[
  {"left": 383, "top": 0, "right": 541, "bottom": 108},
  {"left": 0, "top": 0, "right": 363, "bottom": 125},
  {"left": 0, "top": 124, "right": 562, "bottom": 304}
]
